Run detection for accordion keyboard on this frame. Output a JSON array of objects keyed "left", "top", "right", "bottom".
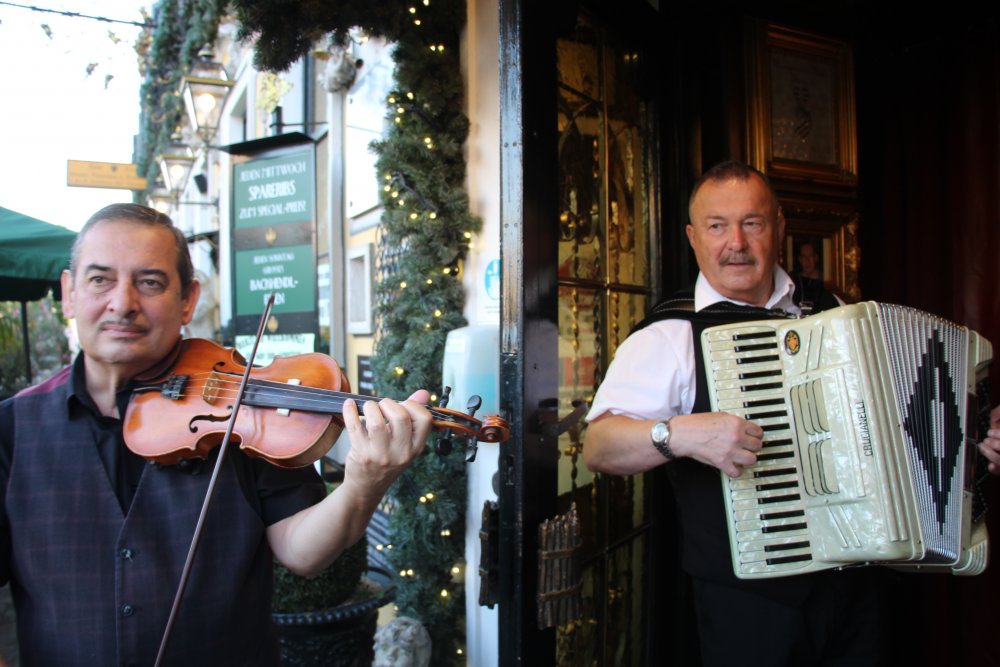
[{"left": 705, "top": 325, "right": 820, "bottom": 577}]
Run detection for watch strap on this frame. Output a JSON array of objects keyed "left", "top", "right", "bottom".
[{"left": 651, "top": 418, "right": 676, "bottom": 461}]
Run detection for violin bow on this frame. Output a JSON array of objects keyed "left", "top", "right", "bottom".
[{"left": 153, "top": 294, "right": 276, "bottom": 667}]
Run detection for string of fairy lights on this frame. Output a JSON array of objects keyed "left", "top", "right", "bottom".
[{"left": 368, "top": 0, "right": 482, "bottom": 661}]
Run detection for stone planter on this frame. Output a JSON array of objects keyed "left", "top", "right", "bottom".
[{"left": 273, "top": 568, "right": 396, "bottom": 667}]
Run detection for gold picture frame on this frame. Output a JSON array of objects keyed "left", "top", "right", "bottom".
[
  {"left": 780, "top": 197, "right": 860, "bottom": 302},
  {"left": 747, "top": 22, "right": 857, "bottom": 188}
]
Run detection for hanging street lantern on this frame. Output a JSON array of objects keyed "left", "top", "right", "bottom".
[
  {"left": 157, "top": 138, "right": 195, "bottom": 194},
  {"left": 180, "top": 47, "right": 234, "bottom": 142}
]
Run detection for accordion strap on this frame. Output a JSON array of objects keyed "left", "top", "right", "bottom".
[{"left": 633, "top": 290, "right": 793, "bottom": 335}]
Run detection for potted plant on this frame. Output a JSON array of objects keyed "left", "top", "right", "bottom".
[{"left": 272, "top": 477, "right": 396, "bottom": 667}]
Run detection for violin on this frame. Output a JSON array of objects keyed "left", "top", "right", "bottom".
[{"left": 124, "top": 337, "right": 510, "bottom": 468}]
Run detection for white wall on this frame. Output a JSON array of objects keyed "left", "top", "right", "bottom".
[{"left": 462, "top": 1, "right": 501, "bottom": 665}]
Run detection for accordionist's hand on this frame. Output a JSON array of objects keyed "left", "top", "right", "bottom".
[
  {"left": 978, "top": 405, "right": 1000, "bottom": 475},
  {"left": 670, "top": 412, "right": 764, "bottom": 478}
]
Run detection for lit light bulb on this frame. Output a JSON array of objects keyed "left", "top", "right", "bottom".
[
  {"left": 195, "top": 92, "right": 216, "bottom": 115},
  {"left": 169, "top": 165, "right": 186, "bottom": 184}
]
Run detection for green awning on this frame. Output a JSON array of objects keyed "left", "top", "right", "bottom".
[{"left": 0, "top": 206, "right": 76, "bottom": 301}]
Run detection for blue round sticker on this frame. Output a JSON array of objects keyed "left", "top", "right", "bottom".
[{"left": 484, "top": 259, "right": 500, "bottom": 301}]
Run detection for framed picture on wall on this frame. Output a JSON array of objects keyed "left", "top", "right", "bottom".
[
  {"left": 746, "top": 22, "right": 857, "bottom": 188},
  {"left": 780, "top": 197, "right": 860, "bottom": 302}
]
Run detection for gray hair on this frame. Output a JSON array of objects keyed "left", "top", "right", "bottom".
[
  {"left": 688, "top": 160, "right": 779, "bottom": 219},
  {"left": 71, "top": 204, "right": 195, "bottom": 297}
]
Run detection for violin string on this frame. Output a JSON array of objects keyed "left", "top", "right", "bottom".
[
  {"left": 163, "top": 376, "right": 462, "bottom": 423},
  {"left": 181, "top": 376, "right": 372, "bottom": 407}
]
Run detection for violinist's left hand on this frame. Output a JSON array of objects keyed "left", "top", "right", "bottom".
[
  {"left": 978, "top": 405, "right": 1000, "bottom": 475},
  {"left": 340, "top": 390, "right": 432, "bottom": 500},
  {"left": 267, "top": 390, "right": 432, "bottom": 577}
]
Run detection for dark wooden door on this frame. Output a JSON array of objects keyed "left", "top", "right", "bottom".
[{"left": 498, "top": 2, "right": 663, "bottom": 664}]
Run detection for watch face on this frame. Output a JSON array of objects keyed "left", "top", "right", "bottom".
[{"left": 651, "top": 421, "right": 669, "bottom": 443}]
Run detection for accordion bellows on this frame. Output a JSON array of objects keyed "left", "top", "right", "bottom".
[{"left": 702, "top": 302, "right": 993, "bottom": 579}]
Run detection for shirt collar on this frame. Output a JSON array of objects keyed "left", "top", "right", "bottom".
[
  {"left": 67, "top": 353, "right": 135, "bottom": 420},
  {"left": 694, "top": 266, "right": 800, "bottom": 314},
  {"left": 67, "top": 352, "right": 96, "bottom": 415}
]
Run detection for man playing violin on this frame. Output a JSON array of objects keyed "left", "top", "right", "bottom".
[{"left": 0, "top": 204, "right": 432, "bottom": 665}]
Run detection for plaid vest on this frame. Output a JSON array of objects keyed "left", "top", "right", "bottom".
[{"left": 8, "top": 371, "right": 279, "bottom": 666}]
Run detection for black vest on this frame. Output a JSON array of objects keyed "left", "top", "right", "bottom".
[{"left": 8, "top": 370, "right": 280, "bottom": 666}]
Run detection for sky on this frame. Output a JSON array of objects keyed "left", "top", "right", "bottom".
[{"left": 0, "top": 1, "right": 151, "bottom": 231}]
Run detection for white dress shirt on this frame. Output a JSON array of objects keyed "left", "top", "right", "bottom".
[{"left": 585, "top": 267, "right": 801, "bottom": 423}]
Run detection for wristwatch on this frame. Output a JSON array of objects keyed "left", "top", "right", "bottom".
[{"left": 650, "top": 418, "right": 676, "bottom": 461}]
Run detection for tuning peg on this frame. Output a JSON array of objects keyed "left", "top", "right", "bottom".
[
  {"left": 436, "top": 432, "right": 454, "bottom": 456},
  {"left": 466, "top": 394, "right": 482, "bottom": 416},
  {"left": 439, "top": 386, "right": 452, "bottom": 409},
  {"left": 465, "top": 438, "right": 479, "bottom": 463}
]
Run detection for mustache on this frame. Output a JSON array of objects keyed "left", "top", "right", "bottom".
[
  {"left": 720, "top": 252, "right": 757, "bottom": 267},
  {"left": 98, "top": 318, "right": 148, "bottom": 332}
]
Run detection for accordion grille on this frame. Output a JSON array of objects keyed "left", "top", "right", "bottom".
[{"left": 876, "top": 304, "right": 968, "bottom": 564}]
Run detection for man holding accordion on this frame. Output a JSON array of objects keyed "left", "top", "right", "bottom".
[{"left": 584, "top": 160, "right": 997, "bottom": 666}]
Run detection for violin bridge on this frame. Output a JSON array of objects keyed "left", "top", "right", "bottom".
[
  {"left": 202, "top": 372, "right": 221, "bottom": 404},
  {"left": 277, "top": 379, "right": 301, "bottom": 416}
]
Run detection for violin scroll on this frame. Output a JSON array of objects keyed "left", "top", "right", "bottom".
[
  {"left": 428, "top": 387, "right": 510, "bottom": 461},
  {"left": 477, "top": 415, "right": 511, "bottom": 443}
]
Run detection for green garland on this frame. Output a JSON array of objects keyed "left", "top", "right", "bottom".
[
  {"left": 135, "top": 0, "right": 227, "bottom": 199},
  {"left": 231, "top": 2, "right": 479, "bottom": 664}
]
